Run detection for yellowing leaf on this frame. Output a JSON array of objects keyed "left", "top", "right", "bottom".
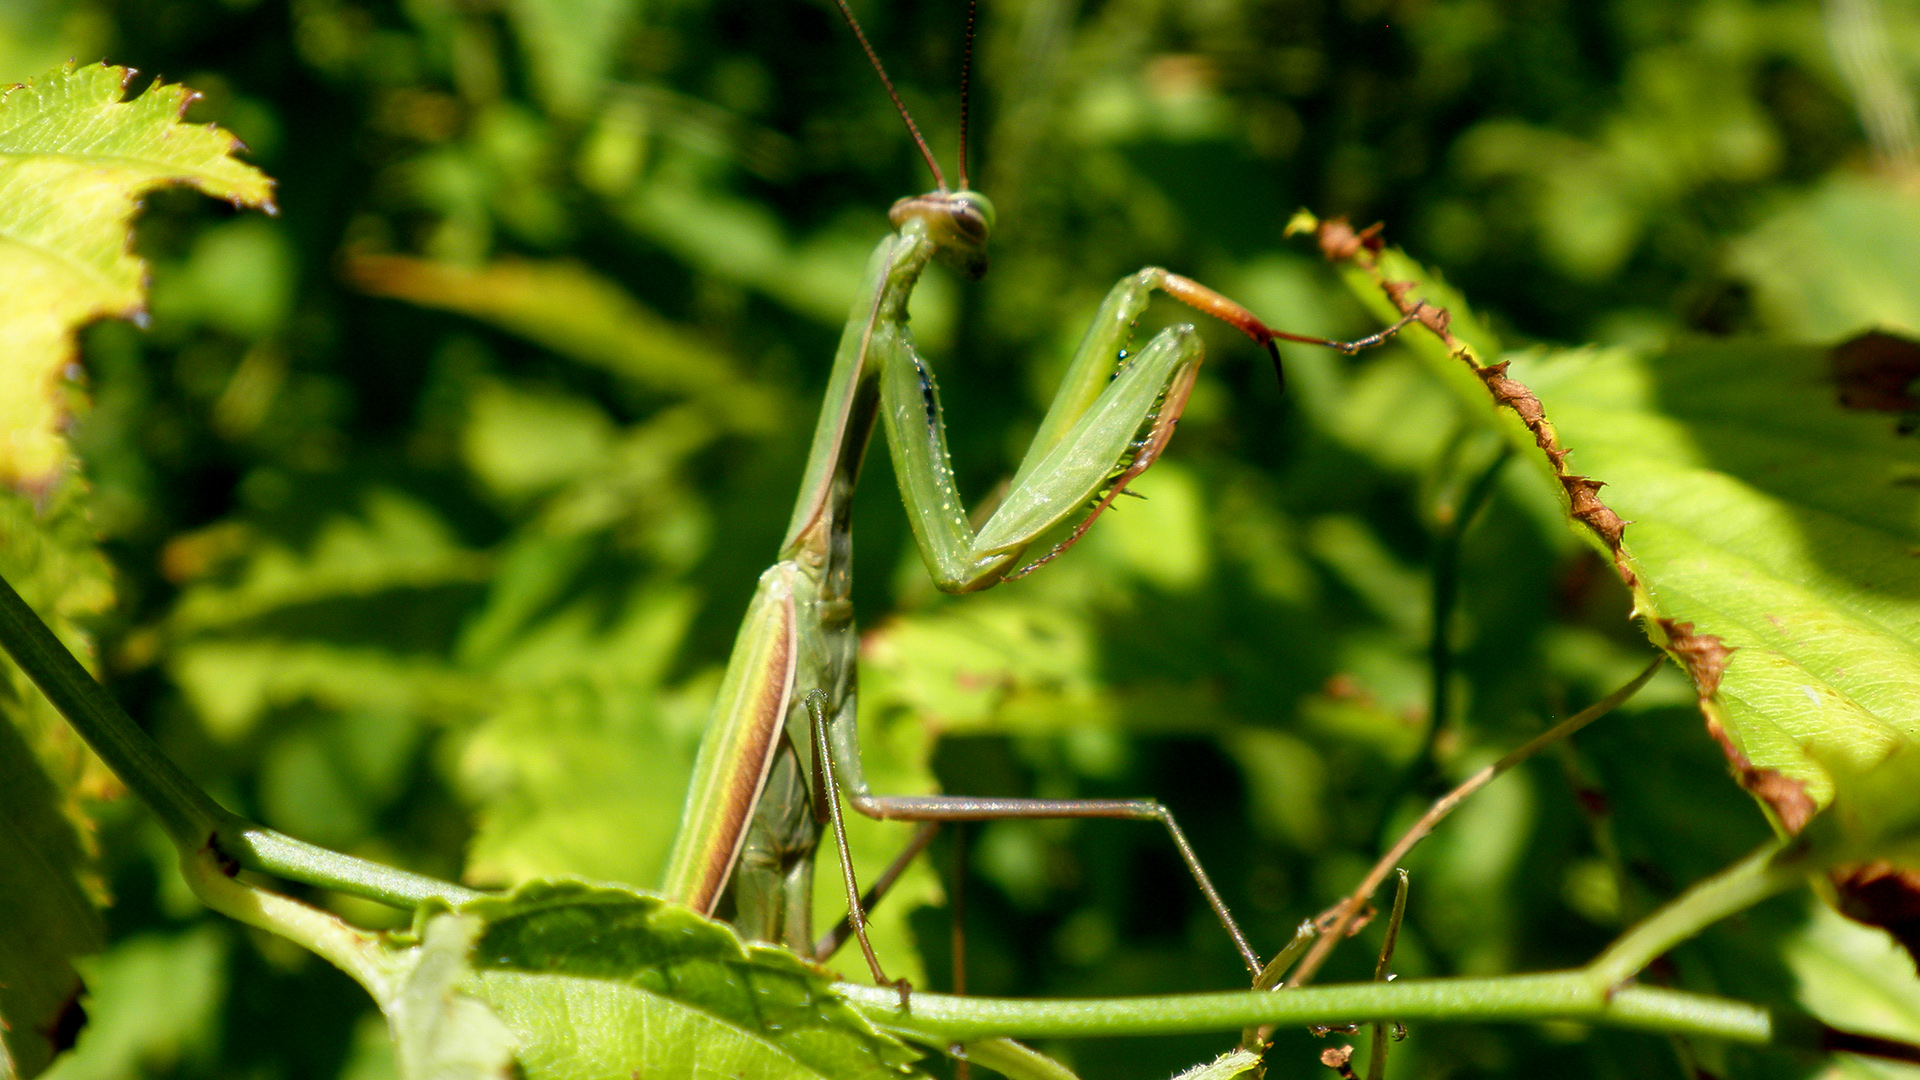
[{"left": 0, "top": 62, "right": 273, "bottom": 487}]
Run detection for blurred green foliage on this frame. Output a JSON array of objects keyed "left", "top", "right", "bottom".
[{"left": 5, "top": 0, "right": 1920, "bottom": 1076}]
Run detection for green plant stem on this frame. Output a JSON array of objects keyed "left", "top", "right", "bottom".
[
  {"left": 1586, "top": 838, "right": 1809, "bottom": 987},
  {"left": 0, "top": 570, "right": 224, "bottom": 846},
  {"left": 853, "top": 831, "right": 1825, "bottom": 1049},
  {"left": 179, "top": 842, "right": 403, "bottom": 1002},
  {"left": 221, "top": 823, "right": 482, "bottom": 907},
  {"left": 957, "top": 1038, "right": 1080, "bottom": 1080},
  {"left": 842, "top": 974, "right": 1770, "bottom": 1043},
  {"left": 0, "top": 569, "right": 477, "bottom": 908},
  {"left": 1415, "top": 448, "right": 1512, "bottom": 784},
  {"left": 1364, "top": 869, "right": 1411, "bottom": 1080}
]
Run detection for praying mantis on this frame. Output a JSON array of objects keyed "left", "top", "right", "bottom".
[{"left": 660, "top": 0, "right": 1416, "bottom": 994}]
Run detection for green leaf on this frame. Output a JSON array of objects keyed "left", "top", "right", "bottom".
[
  {"left": 1727, "top": 173, "right": 1920, "bottom": 340},
  {"left": 40, "top": 927, "right": 225, "bottom": 1080},
  {"left": 1507, "top": 338, "right": 1920, "bottom": 815},
  {"left": 459, "top": 881, "right": 927, "bottom": 1080},
  {"left": 1784, "top": 903, "right": 1920, "bottom": 1053},
  {"left": 482, "top": 973, "right": 850, "bottom": 1080},
  {"left": 0, "top": 704, "right": 103, "bottom": 1080},
  {"left": 388, "top": 915, "right": 516, "bottom": 1080},
  {"left": 1316, "top": 224, "right": 1919, "bottom": 830},
  {"left": 0, "top": 62, "right": 272, "bottom": 486}
]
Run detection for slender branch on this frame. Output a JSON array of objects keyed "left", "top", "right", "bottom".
[
  {"left": 841, "top": 973, "right": 1771, "bottom": 1044},
  {"left": 0, "top": 568, "right": 478, "bottom": 908},
  {"left": 1364, "top": 870, "right": 1411, "bottom": 1080},
  {"left": 1586, "top": 839, "right": 1810, "bottom": 987},
  {"left": 179, "top": 841, "right": 403, "bottom": 1003},
  {"left": 1290, "top": 657, "right": 1665, "bottom": 988},
  {"left": 0, "top": 570, "right": 227, "bottom": 848}
]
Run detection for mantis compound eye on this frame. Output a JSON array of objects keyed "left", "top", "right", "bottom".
[
  {"left": 891, "top": 190, "right": 994, "bottom": 280},
  {"left": 949, "top": 190, "right": 995, "bottom": 244}
]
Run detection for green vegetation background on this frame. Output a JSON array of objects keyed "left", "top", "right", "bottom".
[{"left": 6, "top": 0, "right": 1919, "bottom": 1076}]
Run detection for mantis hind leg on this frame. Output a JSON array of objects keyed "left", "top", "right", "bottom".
[
  {"left": 811, "top": 822, "right": 940, "bottom": 964},
  {"left": 807, "top": 692, "right": 1264, "bottom": 980},
  {"left": 845, "top": 790, "right": 1261, "bottom": 978},
  {"left": 808, "top": 690, "right": 914, "bottom": 1004}
]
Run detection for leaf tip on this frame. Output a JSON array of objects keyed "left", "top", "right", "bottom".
[
  {"left": 1313, "top": 216, "right": 1384, "bottom": 263},
  {"left": 1308, "top": 216, "right": 1642, "bottom": 593}
]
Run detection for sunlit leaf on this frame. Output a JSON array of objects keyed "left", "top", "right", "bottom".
[
  {"left": 0, "top": 710, "right": 104, "bottom": 1080},
  {"left": 0, "top": 62, "right": 272, "bottom": 487},
  {"left": 1728, "top": 174, "right": 1920, "bottom": 340},
  {"left": 1507, "top": 338, "right": 1920, "bottom": 814},
  {"left": 41, "top": 927, "right": 225, "bottom": 1080},
  {"left": 460, "top": 882, "right": 927, "bottom": 1080},
  {"left": 1325, "top": 231, "right": 1920, "bottom": 832}
]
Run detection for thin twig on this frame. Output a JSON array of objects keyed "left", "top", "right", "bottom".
[
  {"left": 1287, "top": 657, "right": 1665, "bottom": 989},
  {"left": 1371, "top": 446, "right": 1513, "bottom": 848},
  {"left": 1364, "top": 870, "right": 1410, "bottom": 1080}
]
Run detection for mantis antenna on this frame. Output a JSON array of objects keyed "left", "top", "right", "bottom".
[
  {"left": 831, "top": 0, "right": 977, "bottom": 194},
  {"left": 957, "top": 0, "right": 976, "bottom": 190}
]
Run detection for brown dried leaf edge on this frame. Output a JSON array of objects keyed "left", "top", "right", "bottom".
[{"left": 1312, "top": 218, "right": 1815, "bottom": 837}]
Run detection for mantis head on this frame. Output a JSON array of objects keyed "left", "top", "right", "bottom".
[{"left": 890, "top": 188, "right": 996, "bottom": 281}]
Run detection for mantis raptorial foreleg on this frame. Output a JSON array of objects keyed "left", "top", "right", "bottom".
[{"left": 660, "top": 0, "right": 1416, "bottom": 998}]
